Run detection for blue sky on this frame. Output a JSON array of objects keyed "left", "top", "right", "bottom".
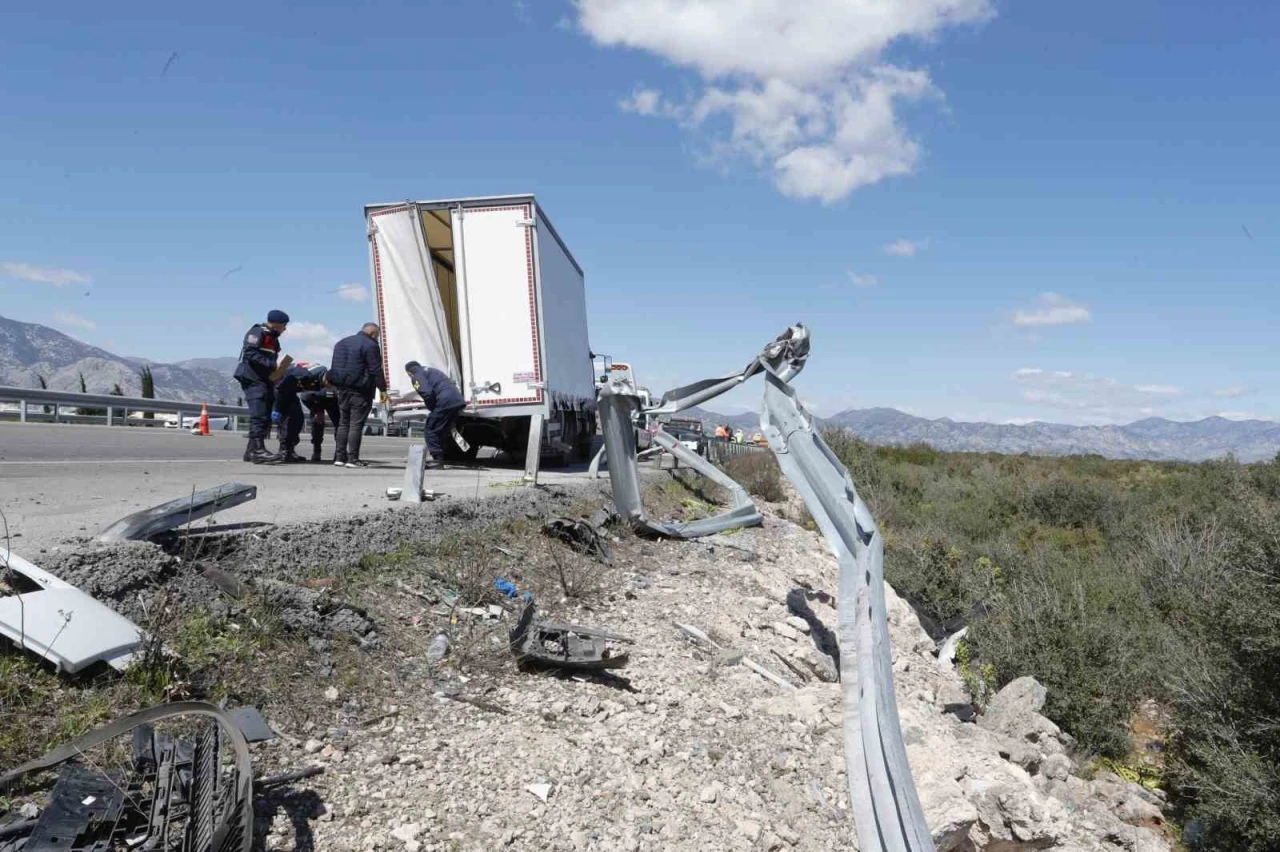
[{"left": 2, "top": 0, "right": 1276, "bottom": 424}]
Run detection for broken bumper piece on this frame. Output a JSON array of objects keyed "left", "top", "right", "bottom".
[
  {"left": 97, "top": 482, "right": 257, "bottom": 543},
  {"left": 509, "top": 602, "right": 633, "bottom": 671},
  {"left": 0, "top": 548, "right": 144, "bottom": 673}
]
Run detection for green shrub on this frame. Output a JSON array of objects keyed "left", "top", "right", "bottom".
[
  {"left": 820, "top": 434, "right": 1280, "bottom": 845},
  {"left": 722, "top": 452, "right": 786, "bottom": 503}
]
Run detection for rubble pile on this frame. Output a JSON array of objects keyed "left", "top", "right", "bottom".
[{"left": 242, "top": 513, "right": 1171, "bottom": 852}]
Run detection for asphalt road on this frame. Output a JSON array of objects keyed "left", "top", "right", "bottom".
[{"left": 0, "top": 423, "right": 606, "bottom": 553}]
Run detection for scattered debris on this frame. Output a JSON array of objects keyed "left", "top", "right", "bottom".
[
  {"left": 0, "top": 547, "right": 144, "bottom": 673},
  {"left": 524, "top": 783, "right": 553, "bottom": 803},
  {"left": 0, "top": 702, "right": 255, "bottom": 852},
  {"left": 675, "top": 622, "right": 796, "bottom": 692},
  {"left": 427, "top": 633, "right": 450, "bottom": 665},
  {"left": 97, "top": 482, "right": 257, "bottom": 543},
  {"left": 510, "top": 602, "right": 632, "bottom": 672},
  {"left": 541, "top": 517, "right": 611, "bottom": 563}
]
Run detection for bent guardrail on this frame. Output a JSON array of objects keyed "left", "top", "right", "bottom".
[
  {"left": 0, "top": 385, "right": 249, "bottom": 428},
  {"left": 599, "top": 325, "right": 934, "bottom": 851}
]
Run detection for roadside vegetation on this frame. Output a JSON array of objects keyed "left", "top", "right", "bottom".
[{"left": 816, "top": 429, "right": 1280, "bottom": 852}]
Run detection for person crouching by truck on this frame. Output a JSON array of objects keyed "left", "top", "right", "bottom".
[
  {"left": 272, "top": 363, "right": 333, "bottom": 463},
  {"left": 404, "top": 361, "right": 465, "bottom": 469},
  {"left": 297, "top": 368, "right": 342, "bottom": 463}
]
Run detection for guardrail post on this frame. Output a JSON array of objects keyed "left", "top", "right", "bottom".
[
  {"left": 53, "top": 405, "right": 59, "bottom": 424},
  {"left": 18, "top": 399, "right": 26, "bottom": 423},
  {"left": 106, "top": 406, "right": 114, "bottom": 427}
]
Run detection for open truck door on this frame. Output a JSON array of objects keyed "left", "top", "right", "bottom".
[{"left": 367, "top": 204, "right": 462, "bottom": 400}]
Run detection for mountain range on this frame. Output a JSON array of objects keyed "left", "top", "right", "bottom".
[
  {"left": 0, "top": 314, "right": 243, "bottom": 403},
  {"left": 689, "top": 405, "right": 1280, "bottom": 463},
  {"left": 4, "top": 315, "right": 1276, "bottom": 462}
]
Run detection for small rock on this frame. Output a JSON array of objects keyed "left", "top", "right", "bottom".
[
  {"left": 699, "top": 785, "right": 719, "bottom": 804},
  {"left": 718, "top": 701, "right": 742, "bottom": 720},
  {"left": 324, "top": 686, "right": 340, "bottom": 703},
  {"left": 381, "top": 753, "right": 400, "bottom": 765},
  {"left": 303, "top": 738, "right": 324, "bottom": 755},
  {"left": 785, "top": 615, "right": 811, "bottom": 634},
  {"left": 390, "top": 823, "right": 422, "bottom": 846},
  {"left": 525, "top": 782, "right": 553, "bottom": 802},
  {"left": 771, "top": 622, "right": 800, "bottom": 641},
  {"left": 737, "top": 819, "right": 763, "bottom": 842},
  {"left": 1041, "top": 753, "right": 1072, "bottom": 782},
  {"left": 18, "top": 803, "right": 40, "bottom": 819}
]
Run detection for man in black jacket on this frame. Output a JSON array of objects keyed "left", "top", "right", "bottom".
[
  {"left": 405, "top": 360, "right": 466, "bottom": 467},
  {"left": 327, "top": 323, "right": 387, "bottom": 467},
  {"left": 297, "top": 369, "right": 342, "bottom": 463},
  {"left": 233, "top": 309, "right": 289, "bottom": 463}
]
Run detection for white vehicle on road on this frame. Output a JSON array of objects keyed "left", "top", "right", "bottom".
[{"left": 365, "top": 194, "right": 597, "bottom": 471}]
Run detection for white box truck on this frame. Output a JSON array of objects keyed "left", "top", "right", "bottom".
[{"left": 365, "top": 194, "right": 597, "bottom": 473}]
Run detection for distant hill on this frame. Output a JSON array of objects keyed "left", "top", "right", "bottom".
[
  {"left": 0, "top": 314, "right": 242, "bottom": 403},
  {"left": 687, "top": 404, "right": 1280, "bottom": 463}
]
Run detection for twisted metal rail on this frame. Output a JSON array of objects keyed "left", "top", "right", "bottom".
[{"left": 599, "top": 325, "right": 933, "bottom": 851}]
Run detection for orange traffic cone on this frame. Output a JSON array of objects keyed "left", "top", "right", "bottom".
[{"left": 199, "top": 403, "right": 211, "bottom": 436}]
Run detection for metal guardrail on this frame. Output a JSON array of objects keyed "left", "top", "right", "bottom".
[
  {"left": 599, "top": 326, "right": 933, "bottom": 851},
  {"left": 705, "top": 436, "right": 766, "bottom": 465},
  {"left": 0, "top": 385, "right": 249, "bottom": 428}
]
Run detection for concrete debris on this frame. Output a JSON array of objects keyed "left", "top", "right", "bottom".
[
  {"left": 524, "top": 783, "right": 553, "bottom": 803},
  {"left": 0, "top": 547, "right": 144, "bottom": 673},
  {"left": 96, "top": 482, "right": 257, "bottom": 542}
]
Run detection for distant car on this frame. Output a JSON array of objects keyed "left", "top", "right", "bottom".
[
  {"left": 664, "top": 426, "right": 704, "bottom": 455},
  {"left": 171, "top": 415, "right": 229, "bottom": 432}
]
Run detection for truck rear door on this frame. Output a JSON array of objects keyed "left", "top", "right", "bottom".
[
  {"left": 367, "top": 205, "right": 461, "bottom": 399},
  {"left": 453, "top": 202, "right": 544, "bottom": 407}
]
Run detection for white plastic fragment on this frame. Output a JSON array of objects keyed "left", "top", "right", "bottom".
[{"left": 0, "top": 548, "right": 144, "bottom": 674}]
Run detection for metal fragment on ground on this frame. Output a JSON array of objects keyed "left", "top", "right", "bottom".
[
  {"left": 0, "top": 547, "right": 144, "bottom": 673},
  {"left": 97, "top": 482, "right": 257, "bottom": 542},
  {"left": 509, "top": 602, "right": 632, "bottom": 671}
]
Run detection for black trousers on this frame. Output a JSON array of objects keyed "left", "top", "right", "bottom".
[
  {"left": 424, "top": 402, "right": 466, "bottom": 460},
  {"left": 334, "top": 388, "right": 373, "bottom": 461},
  {"left": 275, "top": 386, "right": 305, "bottom": 450},
  {"left": 307, "top": 398, "right": 342, "bottom": 452},
  {"left": 239, "top": 379, "right": 274, "bottom": 439}
]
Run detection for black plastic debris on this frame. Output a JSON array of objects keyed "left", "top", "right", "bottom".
[
  {"left": 509, "top": 602, "right": 632, "bottom": 672},
  {"left": 541, "top": 518, "right": 611, "bottom": 564},
  {"left": 0, "top": 702, "right": 260, "bottom": 852}
]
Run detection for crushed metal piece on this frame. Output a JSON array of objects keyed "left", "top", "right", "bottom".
[
  {"left": 97, "top": 482, "right": 257, "bottom": 543},
  {"left": 509, "top": 602, "right": 632, "bottom": 671}
]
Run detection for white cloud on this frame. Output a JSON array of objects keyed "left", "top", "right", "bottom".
[
  {"left": 336, "top": 283, "right": 369, "bottom": 303},
  {"left": 1216, "top": 411, "right": 1261, "bottom": 421},
  {"left": 1212, "top": 385, "right": 1251, "bottom": 398},
  {"left": 1, "top": 261, "right": 91, "bottom": 287},
  {"left": 284, "top": 320, "right": 338, "bottom": 364},
  {"left": 1135, "top": 384, "right": 1182, "bottom": 396},
  {"left": 577, "top": 0, "right": 994, "bottom": 202},
  {"left": 1011, "top": 367, "right": 1195, "bottom": 422},
  {"left": 883, "top": 238, "right": 924, "bottom": 257},
  {"left": 846, "top": 271, "right": 879, "bottom": 288},
  {"left": 619, "top": 87, "right": 666, "bottom": 116},
  {"left": 51, "top": 311, "right": 96, "bottom": 331},
  {"left": 1011, "top": 292, "right": 1092, "bottom": 328}
]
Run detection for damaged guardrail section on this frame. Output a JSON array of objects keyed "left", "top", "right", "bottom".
[{"left": 600, "top": 325, "right": 933, "bottom": 850}]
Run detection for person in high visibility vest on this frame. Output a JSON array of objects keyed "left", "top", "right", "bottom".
[{"left": 733, "top": 428, "right": 745, "bottom": 444}]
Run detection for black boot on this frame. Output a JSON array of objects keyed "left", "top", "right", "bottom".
[
  {"left": 243, "top": 437, "right": 255, "bottom": 462},
  {"left": 282, "top": 444, "right": 306, "bottom": 463},
  {"left": 310, "top": 447, "right": 323, "bottom": 463},
  {"left": 248, "top": 437, "right": 283, "bottom": 464}
]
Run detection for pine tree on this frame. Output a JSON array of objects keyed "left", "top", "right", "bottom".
[
  {"left": 36, "top": 374, "right": 51, "bottom": 414},
  {"left": 140, "top": 366, "right": 155, "bottom": 420}
]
